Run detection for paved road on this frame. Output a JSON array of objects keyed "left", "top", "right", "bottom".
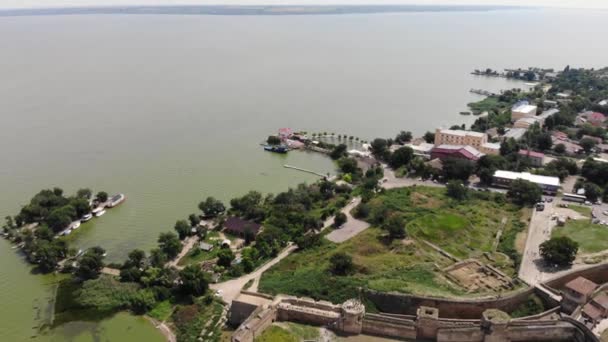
[
  {"left": 210, "top": 244, "right": 297, "bottom": 304},
  {"left": 325, "top": 197, "right": 370, "bottom": 243},
  {"left": 518, "top": 202, "right": 588, "bottom": 285}
]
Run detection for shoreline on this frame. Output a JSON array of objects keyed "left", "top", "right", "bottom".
[{"left": 145, "top": 315, "right": 177, "bottom": 342}]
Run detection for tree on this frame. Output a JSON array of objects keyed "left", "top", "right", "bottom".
[
  {"left": 389, "top": 147, "right": 414, "bottom": 169},
  {"left": 554, "top": 143, "right": 566, "bottom": 154},
  {"left": 580, "top": 137, "right": 597, "bottom": 154},
  {"left": 149, "top": 248, "right": 167, "bottom": 268},
  {"left": 442, "top": 158, "right": 474, "bottom": 182},
  {"left": 217, "top": 248, "right": 235, "bottom": 268},
  {"left": 337, "top": 157, "right": 358, "bottom": 174},
  {"left": 540, "top": 236, "right": 578, "bottom": 266},
  {"left": 446, "top": 181, "right": 468, "bottom": 200},
  {"left": 267, "top": 135, "right": 281, "bottom": 145},
  {"left": 536, "top": 132, "right": 553, "bottom": 151},
  {"left": 174, "top": 220, "right": 191, "bottom": 240},
  {"left": 423, "top": 131, "right": 435, "bottom": 144},
  {"left": 507, "top": 179, "right": 542, "bottom": 206},
  {"left": 500, "top": 138, "right": 519, "bottom": 156},
  {"left": 70, "top": 198, "right": 91, "bottom": 218},
  {"left": 395, "top": 131, "right": 413, "bottom": 144},
  {"left": 330, "top": 144, "right": 348, "bottom": 160},
  {"left": 46, "top": 205, "right": 76, "bottom": 232},
  {"left": 76, "top": 247, "right": 105, "bottom": 280},
  {"left": 329, "top": 252, "right": 354, "bottom": 276},
  {"left": 179, "top": 265, "right": 209, "bottom": 296},
  {"left": 295, "top": 234, "right": 321, "bottom": 250},
  {"left": 384, "top": 215, "right": 406, "bottom": 240},
  {"left": 76, "top": 188, "right": 93, "bottom": 200},
  {"left": 158, "top": 232, "right": 181, "bottom": 259},
  {"left": 584, "top": 182, "right": 602, "bottom": 202},
  {"left": 370, "top": 138, "right": 389, "bottom": 160},
  {"left": 188, "top": 213, "right": 200, "bottom": 227},
  {"left": 95, "top": 191, "right": 108, "bottom": 203},
  {"left": 333, "top": 212, "right": 347, "bottom": 228},
  {"left": 126, "top": 249, "right": 146, "bottom": 268},
  {"left": 35, "top": 226, "right": 54, "bottom": 241},
  {"left": 198, "top": 197, "right": 226, "bottom": 218}
]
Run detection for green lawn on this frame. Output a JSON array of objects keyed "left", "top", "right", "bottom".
[
  {"left": 568, "top": 205, "right": 592, "bottom": 217},
  {"left": 148, "top": 300, "right": 173, "bottom": 321},
  {"left": 552, "top": 219, "right": 608, "bottom": 254},
  {"left": 259, "top": 187, "right": 525, "bottom": 303},
  {"left": 254, "top": 325, "right": 298, "bottom": 342}
]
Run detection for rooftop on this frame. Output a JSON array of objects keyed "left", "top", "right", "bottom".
[
  {"left": 503, "top": 128, "right": 527, "bottom": 140},
  {"left": 434, "top": 144, "right": 484, "bottom": 159},
  {"left": 592, "top": 293, "right": 608, "bottom": 310},
  {"left": 565, "top": 277, "right": 598, "bottom": 296},
  {"left": 482, "top": 142, "right": 501, "bottom": 150},
  {"left": 513, "top": 104, "right": 537, "bottom": 114},
  {"left": 224, "top": 217, "right": 262, "bottom": 235},
  {"left": 518, "top": 149, "right": 545, "bottom": 159},
  {"left": 493, "top": 170, "right": 560, "bottom": 187},
  {"left": 437, "top": 128, "right": 486, "bottom": 138}
]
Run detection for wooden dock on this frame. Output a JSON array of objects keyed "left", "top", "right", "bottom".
[{"left": 283, "top": 165, "right": 328, "bottom": 178}]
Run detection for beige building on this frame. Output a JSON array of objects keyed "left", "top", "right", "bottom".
[
  {"left": 434, "top": 128, "right": 487, "bottom": 149},
  {"left": 513, "top": 117, "right": 541, "bottom": 129},
  {"left": 511, "top": 104, "right": 538, "bottom": 122}
]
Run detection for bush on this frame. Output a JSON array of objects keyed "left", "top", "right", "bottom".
[
  {"left": 333, "top": 212, "right": 347, "bottom": 228},
  {"left": 329, "top": 252, "right": 354, "bottom": 276}
]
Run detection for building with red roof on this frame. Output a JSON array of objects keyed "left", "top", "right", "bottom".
[
  {"left": 518, "top": 149, "right": 545, "bottom": 167},
  {"left": 430, "top": 145, "right": 484, "bottom": 162}
]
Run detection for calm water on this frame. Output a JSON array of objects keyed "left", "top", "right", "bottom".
[{"left": 1, "top": 8, "right": 608, "bottom": 342}]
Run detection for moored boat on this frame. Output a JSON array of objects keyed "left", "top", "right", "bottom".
[
  {"left": 81, "top": 213, "right": 93, "bottom": 222},
  {"left": 94, "top": 209, "right": 106, "bottom": 217},
  {"left": 72, "top": 221, "right": 81, "bottom": 229},
  {"left": 263, "top": 145, "right": 289, "bottom": 153},
  {"left": 106, "top": 193, "right": 126, "bottom": 208}
]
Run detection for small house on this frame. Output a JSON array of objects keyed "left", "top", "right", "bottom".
[
  {"left": 561, "top": 277, "right": 599, "bottom": 314},
  {"left": 199, "top": 242, "right": 214, "bottom": 252}
]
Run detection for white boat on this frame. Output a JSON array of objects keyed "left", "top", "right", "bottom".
[
  {"left": 106, "top": 194, "right": 126, "bottom": 208},
  {"left": 102, "top": 252, "right": 107, "bottom": 257},
  {"left": 95, "top": 210, "right": 106, "bottom": 217},
  {"left": 91, "top": 207, "right": 104, "bottom": 216},
  {"left": 63, "top": 229, "right": 72, "bottom": 236},
  {"left": 72, "top": 221, "right": 81, "bottom": 229},
  {"left": 81, "top": 213, "right": 93, "bottom": 222}
]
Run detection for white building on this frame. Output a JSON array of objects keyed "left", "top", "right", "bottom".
[
  {"left": 511, "top": 104, "right": 538, "bottom": 122},
  {"left": 492, "top": 170, "right": 560, "bottom": 194}
]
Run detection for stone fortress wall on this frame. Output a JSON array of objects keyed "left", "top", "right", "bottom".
[{"left": 229, "top": 264, "right": 608, "bottom": 342}]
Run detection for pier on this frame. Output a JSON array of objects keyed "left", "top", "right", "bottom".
[{"left": 283, "top": 164, "right": 329, "bottom": 178}]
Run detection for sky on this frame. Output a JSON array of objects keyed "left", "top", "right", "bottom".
[{"left": 0, "top": 0, "right": 607, "bottom": 10}]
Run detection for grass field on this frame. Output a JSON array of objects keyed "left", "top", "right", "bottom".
[
  {"left": 552, "top": 219, "right": 608, "bottom": 254},
  {"left": 254, "top": 325, "right": 298, "bottom": 342},
  {"left": 259, "top": 187, "right": 525, "bottom": 303}
]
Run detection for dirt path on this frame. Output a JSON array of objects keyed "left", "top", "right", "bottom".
[
  {"left": 101, "top": 267, "right": 120, "bottom": 276},
  {"left": 325, "top": 197, "right": 370, "bottom": 243},
  {"left": 210, "top": 244, "right": 297, "bottom": 304},
  {"left": 166, "top": 235, "right": 199, "bottom": 269}
]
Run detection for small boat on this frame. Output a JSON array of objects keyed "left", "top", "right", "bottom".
[
  {"left": 102, "top": 252, "right": 107, "bottom": 257},
  {"left": 72, "top": 221, "right": 81, "bottom": 229},
  {"left": 459, "top": 111, "right": 471, "bottom": 115},
  {"left": 106, "top": 194, "right": 126, "bottom": 208},
  {"left": 94, "top": 210, "right": 106, "bottom": 217},
  {"left": 263, "top": 145, "right": 289, "bottom": 153},
  {"left": 81, "top": 213, "right": 93, "bottom": 222},
  {"left": 63, "top": 229, "right": 72, "bottom": 236},
  {"left": 91, "top": 207, "right": 104, "bottom": 216}
]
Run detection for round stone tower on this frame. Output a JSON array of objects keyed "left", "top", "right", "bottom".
[{"left": 340, "top": 299, "right": 365, "bottom": 334}]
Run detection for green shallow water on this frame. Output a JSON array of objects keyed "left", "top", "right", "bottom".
[{"left": 1, "top": 8, "right": 608, "bottom": 342}]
